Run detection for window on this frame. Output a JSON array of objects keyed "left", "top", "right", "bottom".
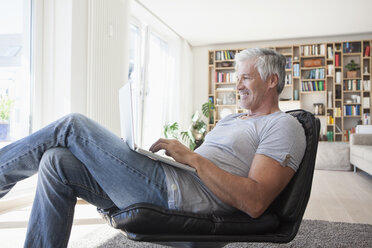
[
  {"left": 0, "top": 0, "right": 31, "bottom": 146},
  {"left": 129, "top": 21, "right": 175, "bottom": 149}
]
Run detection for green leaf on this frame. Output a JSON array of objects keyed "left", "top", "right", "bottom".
[{"left": 202, "top": 101, "right": 215, "bottom": 118}]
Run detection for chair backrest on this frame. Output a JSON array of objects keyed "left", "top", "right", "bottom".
[{"left": 272, "top": 110, "right": 320, "bottom": 222}]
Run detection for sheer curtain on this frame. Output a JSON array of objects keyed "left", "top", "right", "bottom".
[
  {"left": 141, "top": 32, "right": 168, "bottom": 148},
  {"left": 174, "top": 39, "right": 193, "bottom": 132},
  {"left": 129, "top": 0, "right": 193, "bottom": 149},
  {"left": 140, "top": 34, "right": 193, "bottom": 149}
]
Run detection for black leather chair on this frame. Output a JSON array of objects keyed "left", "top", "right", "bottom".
[{"left": 98, "top": 109, "right": 320, "bottom": 248}]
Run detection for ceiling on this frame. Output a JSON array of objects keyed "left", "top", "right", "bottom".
[{"left": 136, "top": 0, "right": 372, "bottom": 46}]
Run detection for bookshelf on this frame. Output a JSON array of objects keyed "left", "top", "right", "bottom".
[{"left": 207, "top": 40, "right": 372, "bottom": 141}]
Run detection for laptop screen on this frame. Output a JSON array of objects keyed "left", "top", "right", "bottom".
[{"left": 119, "top": 82, "right": 136, "bottom": 150}]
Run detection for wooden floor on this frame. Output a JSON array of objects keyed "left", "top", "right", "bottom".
[{"left": 304, "top": 169, "right": 372, "bottom": 225}]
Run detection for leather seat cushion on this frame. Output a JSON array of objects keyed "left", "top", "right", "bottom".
[{"left": 99, "top": 203, "right": 279, "bottom": 235}]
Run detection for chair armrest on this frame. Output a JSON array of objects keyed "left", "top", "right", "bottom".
[{"left": 350, "top": 134, "right": 372, "bottom": 146}]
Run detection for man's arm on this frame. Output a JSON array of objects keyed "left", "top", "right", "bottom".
[{"left": 150, "top": 139, "right": 295, "bottom": 218}]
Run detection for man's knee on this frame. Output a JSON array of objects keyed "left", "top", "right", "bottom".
[
  {"left": 62, "top": 112, "right": 88, "bottom": 126},
  {"left": 39, "top": 148, "right": 74, "bottom": 181}
]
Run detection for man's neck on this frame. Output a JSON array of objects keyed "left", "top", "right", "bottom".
[{"left": 246, "top": 105, "right": 280, "bottom": 117}]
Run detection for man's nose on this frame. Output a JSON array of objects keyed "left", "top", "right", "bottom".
[{"left": 236, "top": 77, "right": 243, "bottom": 90}]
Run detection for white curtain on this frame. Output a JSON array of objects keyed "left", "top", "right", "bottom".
[
  {"left": 175, "top": 39, "right": 193, "bottom": 132},
  {"left": 141, "top": 31, "right": 171, "bottom": 148},
  {"left": 140, "top": 35, "right": 193, "bottom": 149}
]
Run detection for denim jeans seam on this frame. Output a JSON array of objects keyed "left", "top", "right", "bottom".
[
  {"left": 47, "top": 156, "right": 76, "bottom": 248},
  {"left": 67, "top": 181, "right": 112, "bottom": 201},
  {"left": 62, "top": 201, "right": 75, "bottom": 248},
  {"left": 74, "top": 134, "right": 166, "bottom": 192},
  {"left": 45, "top": 147, "right": 112, "bottom": 201},
  {"left": 0, "top": 140, "right": 54, "bottom": 170}
]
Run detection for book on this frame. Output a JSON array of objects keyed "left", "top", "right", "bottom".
[
  {"left": 365, "top": 46, "right": 370, "bottom": 57},
  {"left": 363, "top": 97, "right": 370, "bottom": 108},
  {"left": 335, "top": 54, "right": 340, "bottom": 67},
  {"left": 336, "top": 72, "right": 341, "bottom": 83},
  {"left": 327, "top": 65, "right": 333, "bottom": 75},
  {"left": 328, "top": 46, "right": 333, "bottom": 59}
]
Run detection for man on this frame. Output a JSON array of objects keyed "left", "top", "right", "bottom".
[{"left": 0, "top": 48, "right": 305, "bottom": 247}]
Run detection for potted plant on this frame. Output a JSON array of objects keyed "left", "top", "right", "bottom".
[
  {"left": 0, "top": 95, "right": 13, "bottom": 141},
  {"left": 345, "top": 59, "right": 360, "bottom": 78},
  {"left": 163, "top": 121, "right": 196, "bottom": 150},
  {"left": 163, "top": 101, "right": 215, "bottom": 151}
]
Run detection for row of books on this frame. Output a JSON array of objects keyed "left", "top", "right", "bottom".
[
  {"left": 343, "top": 128, "right": 356, "bottom": 142},
  {"left": 293, "top": 64, "right": 300, "bottom": 77},
  {"left": 326, "top": 131, "right": 334, "bottom": 142},
  {"left": 302, "top": 69, "right": 325, "bottom": 79},
  {"left": 285, "top": 57, "right": 292, "bottom": 69},
  {"left": 363, "top": 80, "right": 371, "bottom": 91},
  {"left": 215, "top": 50, "right": 235, "bottom": 61},
  {"left": 327, "top": 44, "right": 369, "bottom": 58},
  {"left": 344, "top": 105, "right": 361, "bottom": 116},
  {"left": 301, "top": 81, "right": 326, "bottom": 92},
  {"left": 334, "top": 107, "right": 342, "bottom": 117},
  {"left": 343, "top": 42, "right": 361, "bottom": 53},
  {"left": 327, "top": 46, "right": 333, "bottom": 59},
  {"left": 363, "top": 97, "right": 370, "bottom": 108},
  {"left": 301, "top": 44, "right": 326, "bottom": 56},
  {"left": 344, "top": 80, "right": 361, "bottom": 91},
  {"left": 215, "top": 71, "right": 236, "bottom": 83}
]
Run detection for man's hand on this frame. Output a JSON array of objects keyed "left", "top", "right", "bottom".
[{"left": 149, "top": 138, "right": 196, "bottom": 166}]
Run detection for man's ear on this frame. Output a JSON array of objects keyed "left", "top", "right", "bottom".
[{"left": 268, "top": 74, "right": 279, "bottom": 89}]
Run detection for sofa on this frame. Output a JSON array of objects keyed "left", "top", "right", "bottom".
[{"left": 350, "top": 133, "right": 372, "bottom": 176}]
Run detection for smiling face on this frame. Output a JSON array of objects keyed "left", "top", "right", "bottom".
[{"left": 236, "top": 59, "right": 271, "bottom": 111}]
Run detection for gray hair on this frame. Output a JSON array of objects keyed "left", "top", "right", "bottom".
[{"left": 235, "top": 48, "right": 286, "bottom": 94}]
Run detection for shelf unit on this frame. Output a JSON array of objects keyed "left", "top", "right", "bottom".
[{"left": 207, "top": 40, "right": 372, "bottom": 140}]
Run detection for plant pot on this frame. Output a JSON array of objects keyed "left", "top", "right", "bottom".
[
  {"left": 192, "top": 129, "right": 204, "bottom": 141},
  {"left": 0, "top": 122, "right": 10, "bottom": 141},
  {"left": 346, "top": 70, "right": 357, "bottom": 78}
]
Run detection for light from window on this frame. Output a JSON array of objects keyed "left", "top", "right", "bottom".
[{"left": 0, "top": 0, "right": 31, "bottom": 145}]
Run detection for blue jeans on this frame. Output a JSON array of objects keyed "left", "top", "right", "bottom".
[{"left": 0, "top": 113, "right": 168, "bottom": 247}]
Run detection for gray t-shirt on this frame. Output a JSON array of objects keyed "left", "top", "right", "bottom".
[{"left": 161, "top": 111, "right": 306, "bottom": 214}]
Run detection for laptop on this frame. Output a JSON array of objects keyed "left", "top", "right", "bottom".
[{"left": 119, "top": 82, "right": 196, "bottom": 173}]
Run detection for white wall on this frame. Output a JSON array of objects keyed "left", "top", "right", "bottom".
[{"left": 191, "top": 33, "right": 372, "bottom": 114}]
